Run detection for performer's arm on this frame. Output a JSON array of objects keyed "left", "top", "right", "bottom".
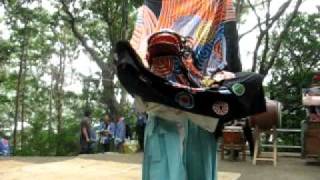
[
  {"left": 223, "top": 0, "right": 242, "bottom": 72},
  {"left": 224, "top": 21, "right": 242, "bottom": 72}
]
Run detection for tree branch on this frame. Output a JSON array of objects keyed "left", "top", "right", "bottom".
[
  {"left": 247, "top": 0, "right": 263, "bottom": 32},
  {"left": 239, "top": 0, "right": 291, "bottom": 39},
  {"left": 249, "top": 0, "right": 292, "bottom": 73},
  {"left": 262, "top": 0, "right": 303, "bottom": 75},
  {"left": 59, "top": 0, "right": 106, "bottom": 70},
  {"left": 259, "top": 0, "right": 271, "bottom": 72},
  {"left": 251, "top": 34, "right": 264, "bottom": 72}
]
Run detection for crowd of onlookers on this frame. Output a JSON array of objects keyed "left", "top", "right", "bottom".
[
  {"left": 0, "top": 111, "right": 146, "bottom": 156},
  {"left": 79, "top": 110, "right": 147, "bottom": 154}
]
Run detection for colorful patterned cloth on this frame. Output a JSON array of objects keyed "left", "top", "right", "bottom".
[{"left": 131, "top": 0, "right": 241, "bottom": 76}]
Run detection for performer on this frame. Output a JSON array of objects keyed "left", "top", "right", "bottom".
[
  {"left": 116, "top": 0, "right": 266, "bottom": 180},
  {"left": 132, "top": 1, "right": 238, "bottom": 180}
]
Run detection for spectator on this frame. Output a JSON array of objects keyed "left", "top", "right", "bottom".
[
  {"left": 136, "top": 112, "right": 147, "bottom": 151},
  {"left": 80, "top": 110, "right": 93, "bottom": 154},
  {"left": 107, "top": 117, "right": 116, "bottom": 151},
  {"left": 0, "top": 124, "right": 10, "bottom": 156},
  {"left": 99, "top": 114, "right": 116, "bottom": 153},
  {"left": 98, "top": 117, "right": 108, "bottom": 152},
  {"left": 0, "top": 136, "right": 10, "bottom": 156},
  {"left": 114, "top": 116, "right": 126, "bottom": 153}
]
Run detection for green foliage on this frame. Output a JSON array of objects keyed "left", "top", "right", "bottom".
[
  {"left": 55, "top": 121, "right": 81, "bottom": 156},
  {"left": 0, "top": 39, "right": 13, "bottom": 64},
  {"left": 121, "top": 102, "right": 137, "bottom": 129},
  {"left": 268, "top": 13, "right": 320, "bottom": 129}
]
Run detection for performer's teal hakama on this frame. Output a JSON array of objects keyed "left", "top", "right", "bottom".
[
  {"left": 115, "top": 0, "right": 266, "bottom": 180},
  {"left": 143, "top": 116, "right": 217, "bottom": 180}
]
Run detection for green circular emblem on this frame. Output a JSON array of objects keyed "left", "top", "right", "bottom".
[{"left": 232, "top": 83, "right": 245, "bottom": 96}]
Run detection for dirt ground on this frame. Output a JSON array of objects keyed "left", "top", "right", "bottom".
[
  {"left": 0, "top": 153, "right": 240, "bottom": 180},
  {"left": 219, "top": 154, "right": 320, "bottom": 180},
  {"left": 1, "top": 153, "right": 319, "bottom": 180}
]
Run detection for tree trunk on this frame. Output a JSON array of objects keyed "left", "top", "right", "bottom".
[
  {"left": 60, "top": 0, "right": 130, "bottom": 117},
  {"left": 13, "top": 23, "right": 28, "bottom": 153},
  {"left": 101, "top": 69, "right": 118, "bottom": 118},
  {"left": 55, "top": 39, "right": 66, "bottom": 155},
  {"left": 48, "top": 67, "right": 54, "bottom": 151},
  {"left": 120, "top": 87, "right": 128, "bottom": 108},
  {"left": 20, "top": 58, "right": 27, "bottom": 149},
  {"left": 13, "top": 55, "right": 23, "bottom": 154}
]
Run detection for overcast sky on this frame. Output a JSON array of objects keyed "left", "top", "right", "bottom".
[{"left": 239, "top": 0, "right": 319, "bottom": 71}]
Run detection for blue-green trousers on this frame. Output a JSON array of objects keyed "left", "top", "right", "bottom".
[{"left": 142, "top": 115, "right": 217, "bottom": 180}]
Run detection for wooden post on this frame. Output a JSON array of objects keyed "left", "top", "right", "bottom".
[
  {"left": 273, "top": 125, "right": 277, "bottom": 167},
  {"left": 253, "top": 126, "right": 278, "bottom": 166},
  {"left": 253, "top": 127, "right": 260, "bottom": 165}
]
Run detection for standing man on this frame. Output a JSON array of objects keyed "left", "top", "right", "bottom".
[
  {"left": 98, "top": 115, "right": 114, "bottom": 153},
  {"left": 114, "top": 116, "right": 126, "bottom": 153},
  {"left": 107, "top": 116, "right": 116, "bottom": 151},
  {"left": 80, "top": 110, "right": 93, "bottom": 154}
]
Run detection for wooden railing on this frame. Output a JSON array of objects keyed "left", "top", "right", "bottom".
[{"left": 261, "top": 128, "right": 302, "bottom": 151}]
